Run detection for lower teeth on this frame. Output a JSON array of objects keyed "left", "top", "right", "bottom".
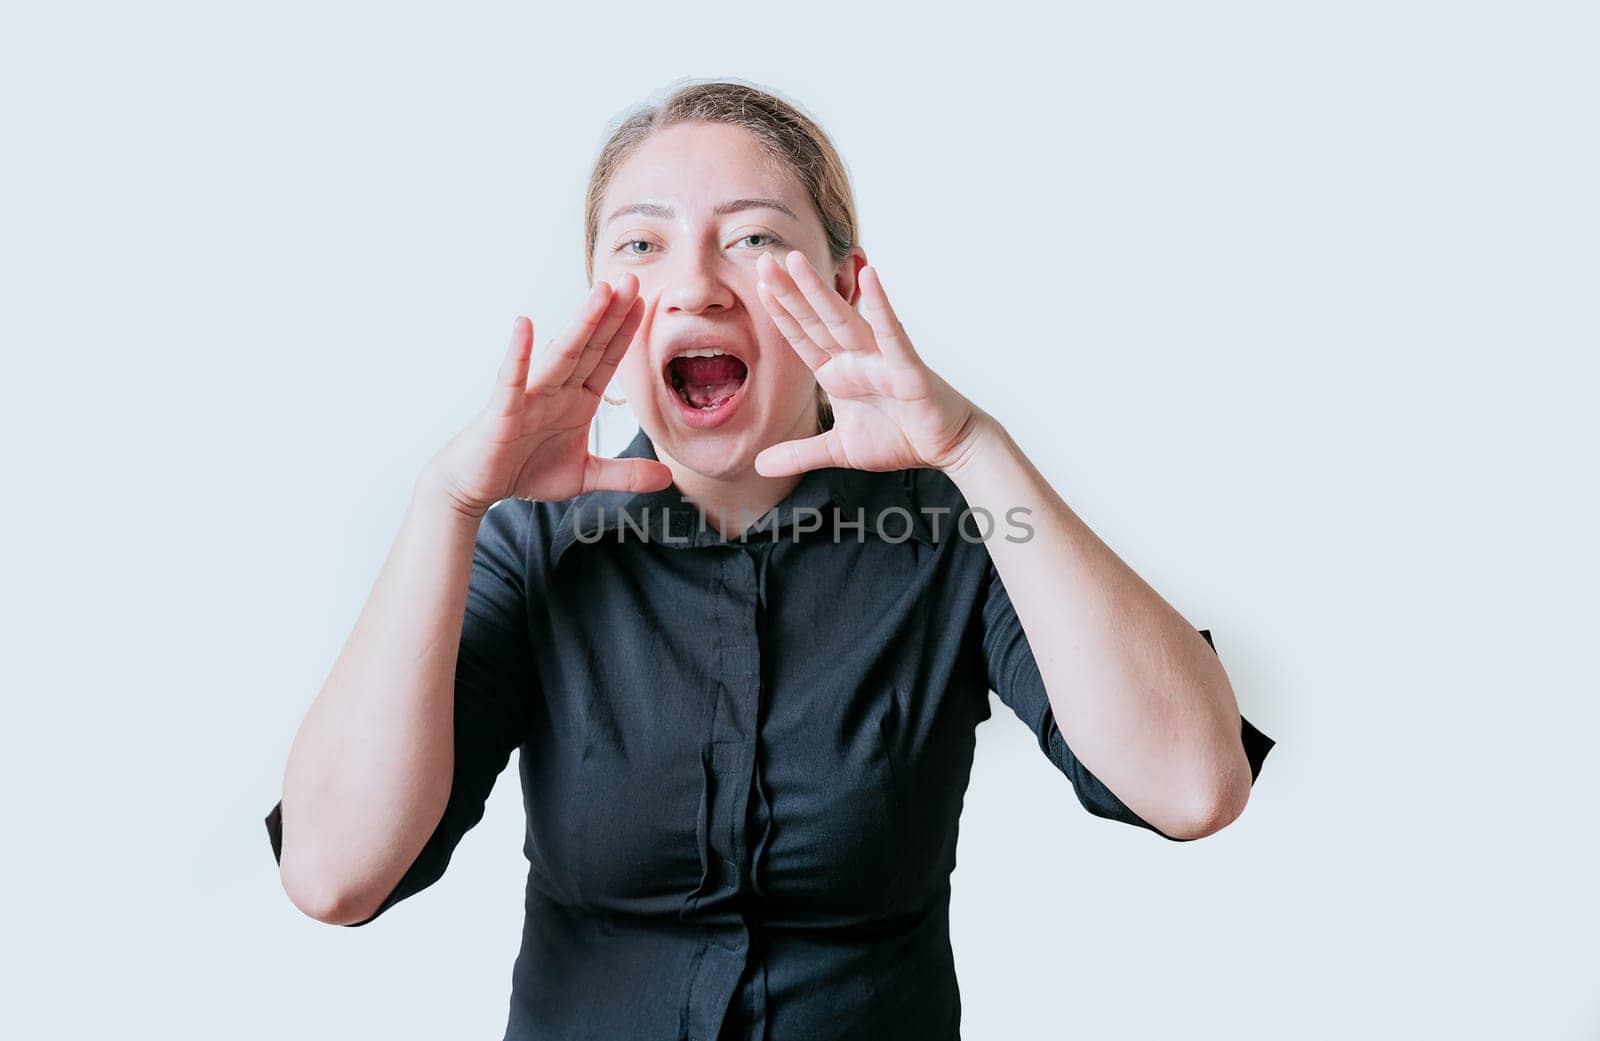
[{"left": 678, "top": 384, "right": 735, "bottom": 410}]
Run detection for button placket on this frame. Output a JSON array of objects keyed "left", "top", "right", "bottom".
[
  {"left": 745, "top": 540, "right": 777, "bottom": 903},
  {"left": 707, "top": 549, "right": 762, "bottom": 891},
  {"left": 682, "top": 546, "right": 766, "bottom": 1040}
]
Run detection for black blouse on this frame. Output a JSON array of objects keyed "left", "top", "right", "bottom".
[{"left": 265, "top": 425, "right": 1274, "bottom": 1040}]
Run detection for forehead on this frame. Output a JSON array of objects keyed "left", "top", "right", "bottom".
[{"left": 602, "top": 121, "right": 806, "bottom": 215}]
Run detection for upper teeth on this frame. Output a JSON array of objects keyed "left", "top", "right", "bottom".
[{"left": 677, "top": 347, "right": 727, "bottom": 358}]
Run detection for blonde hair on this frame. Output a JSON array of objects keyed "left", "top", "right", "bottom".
[{"left": 583, "top": 78, "right": 859, "bottom": 433}]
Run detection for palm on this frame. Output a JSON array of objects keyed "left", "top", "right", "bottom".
[
  {"left": 433, "top": 275, "right": 673, "bottom": 515},
  {"left": 493, "top": 385, "right": 603, "bottom": 499},
  {"left": 753, "top": 251, "right": 981, "bottom": 478}
]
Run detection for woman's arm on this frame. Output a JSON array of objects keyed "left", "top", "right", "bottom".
[
  {"left": 750, "top": 251, "right": 1253, "bottom": 839},
  {"left": 271, "top": 279, "right": 672, "bottom": 925},
  {"left": 942, "top": 418, "right": 1253, "bottom": 840},
  {"left": 274, "top": 471, "right": 482, "bottom": 925}
]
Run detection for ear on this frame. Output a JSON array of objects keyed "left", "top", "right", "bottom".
[{"left": 834, "top": 247, "right": 869, "bottom": 308}]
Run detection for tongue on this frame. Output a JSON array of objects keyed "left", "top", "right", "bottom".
[{"left": 671, "top": 355, "right": 747, "bottom": 409}]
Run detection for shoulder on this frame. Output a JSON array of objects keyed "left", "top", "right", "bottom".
[
  {"left": 900, "top": 466, "right": 1032, "bottom": 562},
  {"left": 903, "top": 466, "right": 970, "bottom": 516},
  {"left": 474, "top": 496, "right": 561, "bottom": 571},
  {"left": 903, "top": 466, "right": 997, "bottom": 542},
  {"left": 479, "top": 496, "right": 539, "bottom": 536}
]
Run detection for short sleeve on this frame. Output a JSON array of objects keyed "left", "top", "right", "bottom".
[
  {"left": 264, "top": 497, "right": 541, "bottom": 924},
  {"left": 977, "top": 555, "right": 1275, "bottom": 842}
]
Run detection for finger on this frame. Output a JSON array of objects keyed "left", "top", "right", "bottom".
[
  {"left": 755, "top": 277, "right": 829, "bottom": 371},
  {"left": 574, "top": 272, "right": 642, "bottom": 387},
  {"left": 757, "top": 252, "right": 846, "bottom": 354},
  {"left": 492, "top": 316, "right": 534, "bottom": 414},
  {"left": 583, "top": 289, "right": 653, "bottom": 397},
  {"left": 857, "top": 265, "right": 920, "bottom": 367},
  {"left": 753, "top": 431, "right": 839, "bottom": 477},
  {"left": 566, "top": 272, "right": 641, "bottom": 387},
  {"left": 784, "top": 249, "right": 873, "bottom": 352},
  {"left": 528, "top": 281, "right": 614, "bottom": 389},
  {"left": 582, "top": 455, "right": 675, "bottom": 495}
]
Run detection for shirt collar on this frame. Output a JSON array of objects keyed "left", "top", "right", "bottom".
[{"left": 549, "top": 426, "right": 935, "bottom": 567}]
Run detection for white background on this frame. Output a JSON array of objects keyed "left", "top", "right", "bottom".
[{"left": 3, "top": 1, "right": 1596, "bottom": 1037}]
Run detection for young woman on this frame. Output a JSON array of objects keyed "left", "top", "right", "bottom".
[{"left": 265, "top": 79, "right": 1274, "bottom": 1041}]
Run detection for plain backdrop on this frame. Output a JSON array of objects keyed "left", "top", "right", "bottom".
[{"left": 3, "top": 1, "right": 1596, "bottom": 1038}]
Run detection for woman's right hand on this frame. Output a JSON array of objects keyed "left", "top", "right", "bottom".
[{"left": 422, "top": 272, "right": 675, "bottom": 518}]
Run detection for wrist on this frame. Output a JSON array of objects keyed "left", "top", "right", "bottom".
[
  {"left": 938, "top": 408, "right": 1009, "bottom": 482},
  {"left": 412, "top": 463, "right": 490, "bottom": 527}
]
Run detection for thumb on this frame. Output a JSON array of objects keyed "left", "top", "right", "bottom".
[
  {"left": 582, "top": 456, "right": 675, "bottom": 495},
  {"left": 754, "top": 432, "right": 837, "bottom": 477}
]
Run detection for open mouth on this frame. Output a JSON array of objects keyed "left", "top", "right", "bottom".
[{"left": 667, "top": 352, "right": 749, "bottom": 411}]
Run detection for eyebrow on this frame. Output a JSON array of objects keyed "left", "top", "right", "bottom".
[{"left": 604, "top": 197, "right": 800, "bottom": 225}]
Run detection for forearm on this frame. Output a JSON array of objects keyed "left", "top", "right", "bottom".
[
  {"left": 276, "top": 464, "right": 484, "bottom": 922},
  {"left": 945, "top": 416, "right": 1252, "bottom": 839}
]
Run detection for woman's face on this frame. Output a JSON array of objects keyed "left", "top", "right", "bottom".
[{"left": 593, "top": 120, "right": 863, "bottom": 482}]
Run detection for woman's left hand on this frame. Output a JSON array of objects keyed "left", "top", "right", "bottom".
[{"left": 753, "top": 250, "right": 991, "bottom": 477}]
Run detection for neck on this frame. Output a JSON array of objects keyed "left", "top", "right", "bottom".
[{"left": 661, "top": 406, "right": 820, "bottom": 539}]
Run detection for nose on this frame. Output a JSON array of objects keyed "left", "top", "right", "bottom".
[{"left": 661, "top": 244, "right": 736, "bottom": 316}]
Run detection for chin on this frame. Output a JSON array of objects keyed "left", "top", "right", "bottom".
[
  {"left": 675, "top": 441, "right": 759, "bottom": 481},
  {"left": 644, "top": 401, "right": 757, "bottom": 476}
]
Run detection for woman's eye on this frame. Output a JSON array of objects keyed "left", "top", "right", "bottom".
[{"left": 614, "top": 234, "right": 778, "bottom": 256}]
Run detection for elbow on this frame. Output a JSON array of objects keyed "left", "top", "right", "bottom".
[
  {"left": 1164, "top": 761, "right": 1254, "bottom": 842},
  {"left": 278, "top": 854, "right": 379, "bottom": 927}
]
